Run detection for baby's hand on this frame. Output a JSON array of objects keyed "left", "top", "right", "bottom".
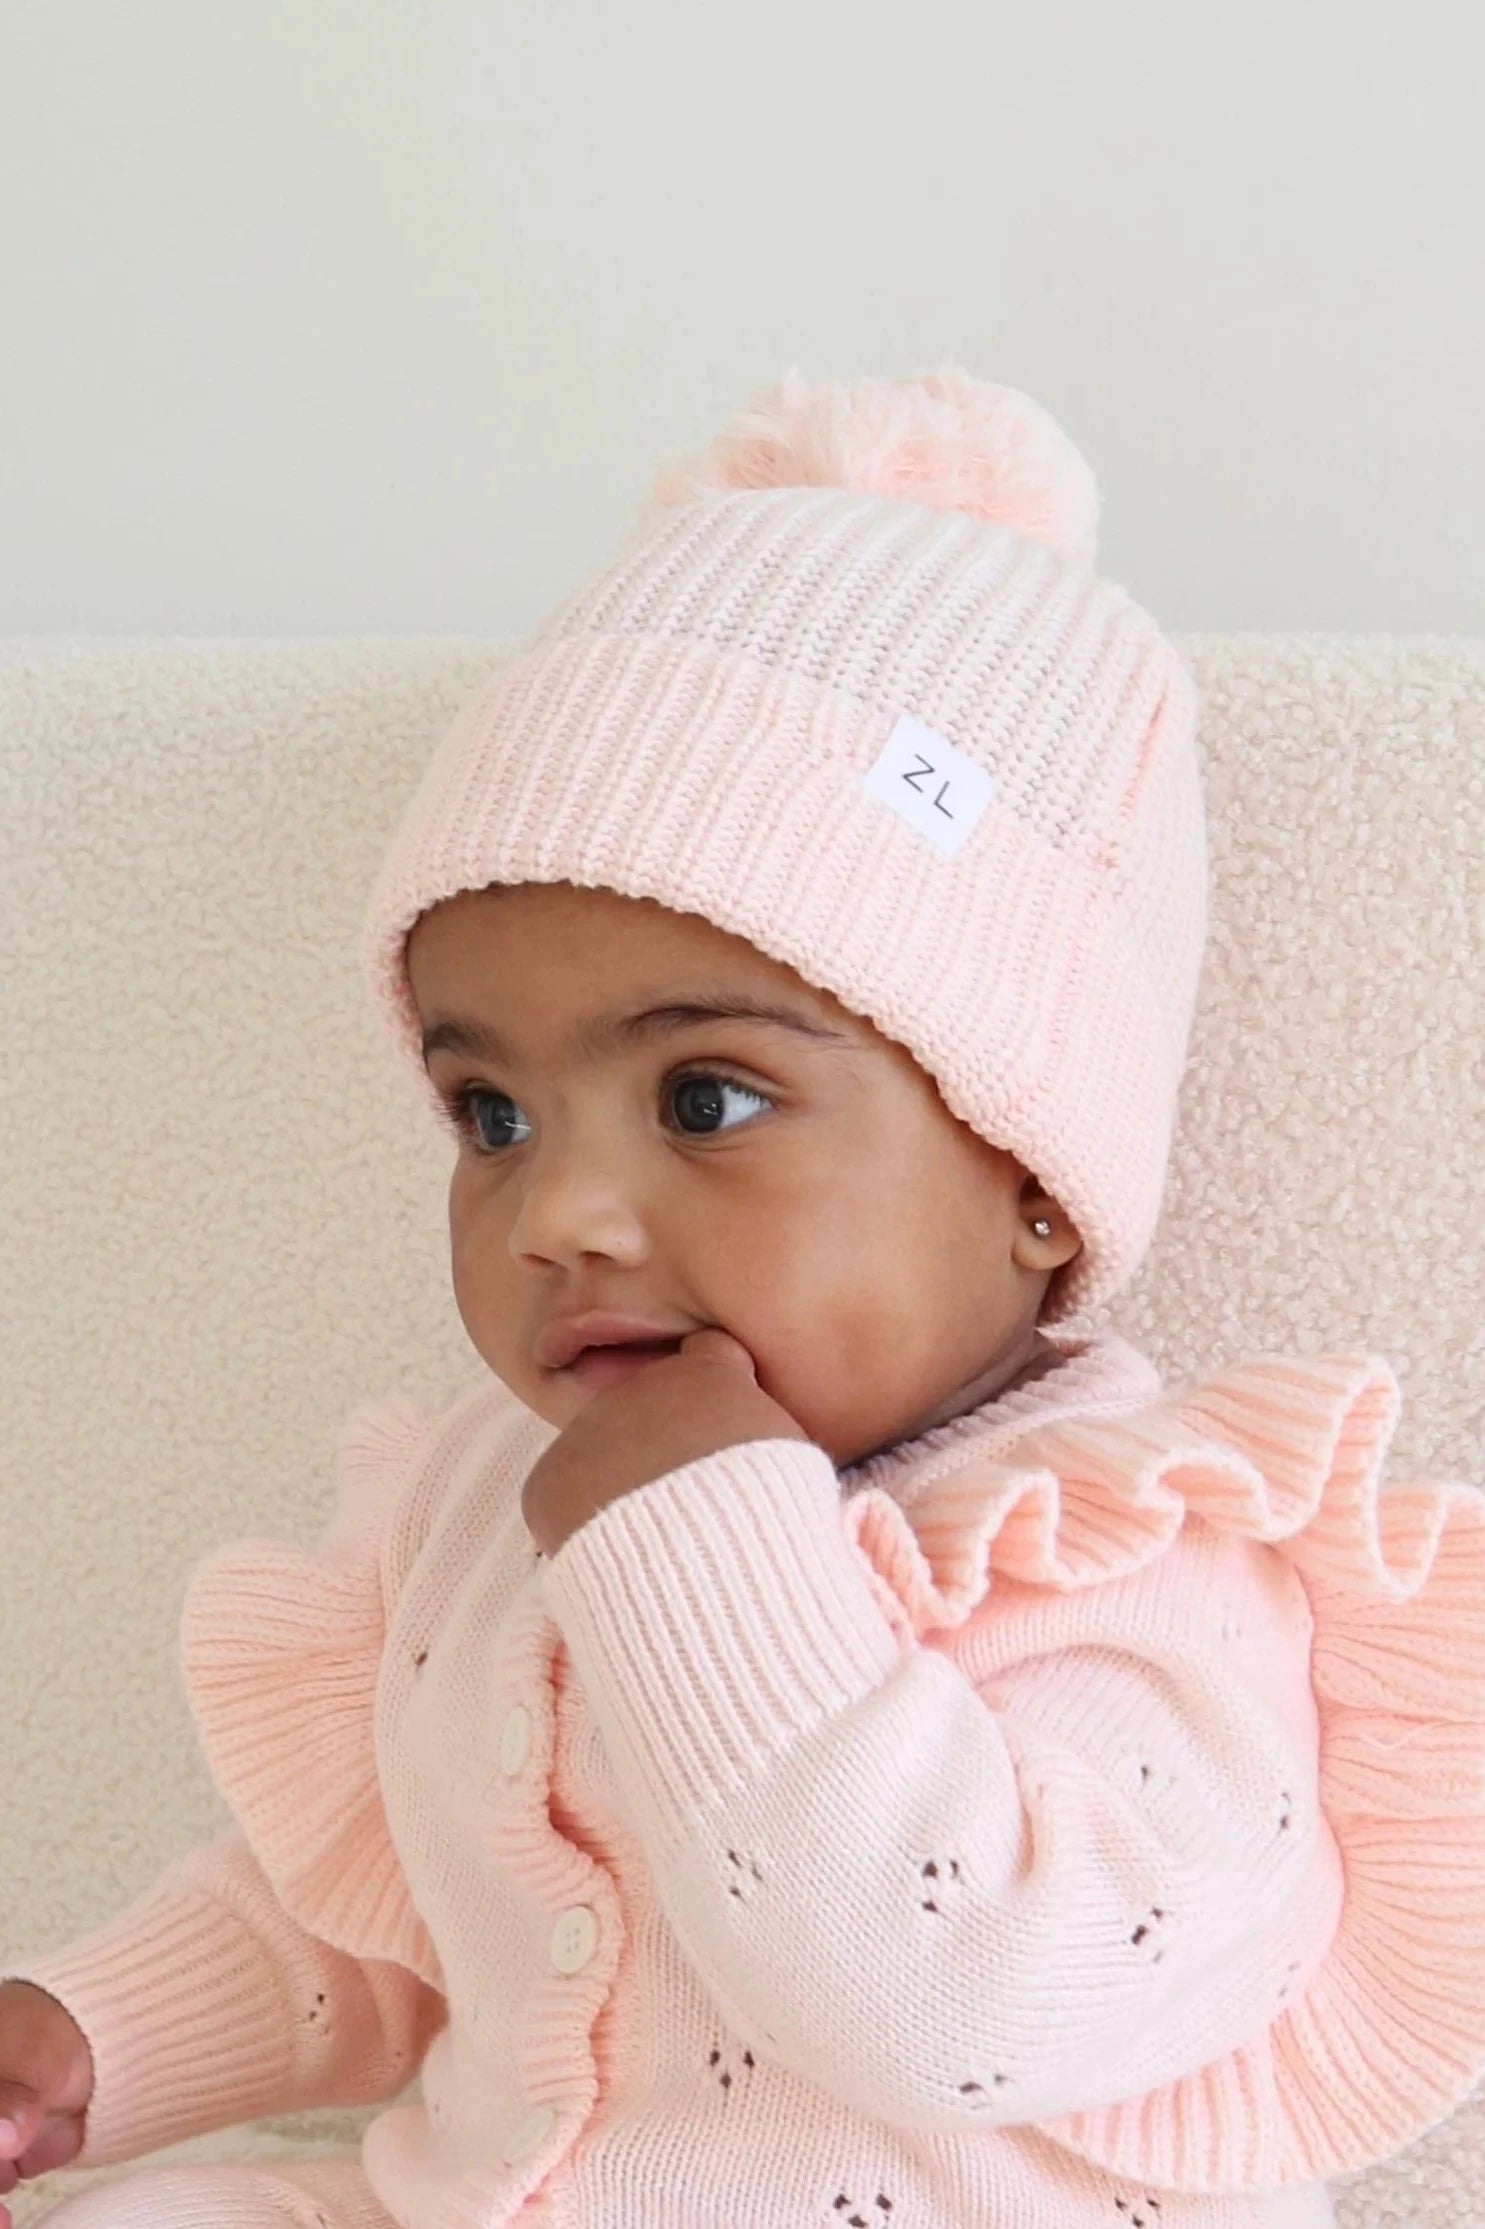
[
  {"left": 0, "top": 1982, "right": 94, "bottom": 2227},
  {"left": 521, "top": 1327, "right": 812, "bottom": 1555}
]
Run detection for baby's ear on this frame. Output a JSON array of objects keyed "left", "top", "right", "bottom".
[{"left": 1019, "top": 1198, "right": 1079, "bottom": 1257}]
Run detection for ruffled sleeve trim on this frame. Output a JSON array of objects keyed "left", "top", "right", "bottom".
[
  {"left": 844, "top": 1350, "right": 1485, "bottom": 2188},
  {"left": 180, "top": 1395, "right": 445, "bottom": 1990}
]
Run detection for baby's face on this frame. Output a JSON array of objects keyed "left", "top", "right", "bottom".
[{"left": 406, "top": 881, "right": 1075, "bottom": 1468}]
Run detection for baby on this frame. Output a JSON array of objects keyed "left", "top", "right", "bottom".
[{"left": 4, "top": 367, "right": 1484, "bottom": 2229}]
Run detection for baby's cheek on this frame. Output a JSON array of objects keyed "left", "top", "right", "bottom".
[{"left": 756, "top": 1313, "right": 911, "bottom": 1466}]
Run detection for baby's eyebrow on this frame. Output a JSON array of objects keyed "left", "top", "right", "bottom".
[{"left": 420, "top": 997, "right": 864, "bottom": 1072}]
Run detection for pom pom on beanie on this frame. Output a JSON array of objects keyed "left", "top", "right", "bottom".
[{"left": 646, "top": 364, "right": 1101, "bottom": 569}]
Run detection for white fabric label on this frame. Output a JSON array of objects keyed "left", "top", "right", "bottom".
[{"left": 861, "top": 712, "right": 995, "bottom": 858}]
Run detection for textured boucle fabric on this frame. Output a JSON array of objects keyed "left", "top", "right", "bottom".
[{"left": 1, "top": 635, "right": 1482, "bottom": 2226}]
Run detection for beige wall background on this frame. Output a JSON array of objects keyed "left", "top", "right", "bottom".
[{"left": 1, "top": 0, "right": 1482, "bottom": 640}]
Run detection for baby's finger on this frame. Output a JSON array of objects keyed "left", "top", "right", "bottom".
[
  {"left": 680, "top": 1325, "right": 757, "bottom": 1377},
  {"left": 16, "top": 2111, "right": 84, "bottom": 2178},
  {"left": 0, "top": 2105, "right": 38, "bottom": 2165}
]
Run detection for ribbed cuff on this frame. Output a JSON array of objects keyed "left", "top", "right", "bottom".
[
  {"left": 539, "top": 1437, "right": 902, "bottom": 1849},
  {"left": 7, "top": 1884, "right": 293, "bottom": 2166}
]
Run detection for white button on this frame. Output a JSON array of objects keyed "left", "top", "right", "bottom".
[
  {"left": 499, "top": 1704, "right": 531, "bottom": 1776},
  {"left": 550, "top": 1904, "right": 599, "bottom": 1973},
  {"left": 501, "top": 2103, "right": 555, "bottom": 2164}
]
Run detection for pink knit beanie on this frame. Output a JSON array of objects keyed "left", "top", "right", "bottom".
[{"left": 361, "top": 366, "right": 1208, "bottom": 1328}]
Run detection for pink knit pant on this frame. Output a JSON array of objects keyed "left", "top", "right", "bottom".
[{"left": 26, "top": 2156, "right": 394, "bottom": 2229}]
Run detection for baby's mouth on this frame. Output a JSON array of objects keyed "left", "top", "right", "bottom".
[{"left": 565, "top": 1337, "right": 684, "bottom": 1381}]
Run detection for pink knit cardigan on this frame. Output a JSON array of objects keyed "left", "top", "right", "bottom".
[{"left": 15, "top": 1329, "right": 1485, "bottom": 2229}]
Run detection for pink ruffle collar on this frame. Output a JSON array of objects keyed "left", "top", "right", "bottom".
[{"left": 840, "top": 1344, "right": 1485, "bottom": 2188}]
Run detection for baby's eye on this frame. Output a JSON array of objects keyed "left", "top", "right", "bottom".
[
  {"left": 438, "top": 1085, "right": 529, "bottom": 1153},
  {"left": 667, "top": 1072, "right": 773, "bottom": 1136}
]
